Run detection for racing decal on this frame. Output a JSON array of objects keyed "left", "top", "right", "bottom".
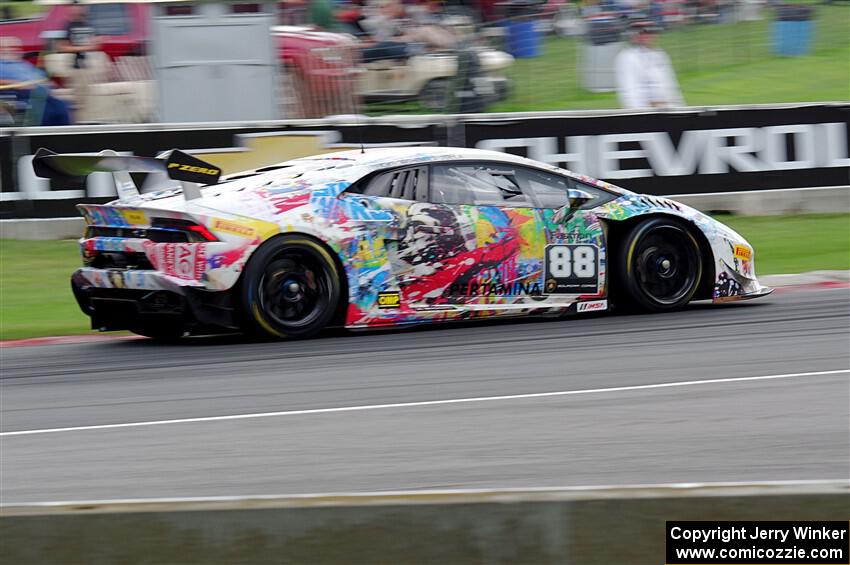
[
  {"left": 714, "top": 270, "right": 743, "bottom": 298},
  {"left": 121, "top": 209, "right": 147, "bottom": 225},
  {"left": 164, "top": 150, "right": 221, "bottom": 185},
  {"left": 544, "top": 244, "right": 600, "bottom": 294},
  {"left": 713, "top": 260, "right": 760, "bottom": 301},
  {"left": 576, "top": 299, "right": 607, "bottom": 313},
  {"left": 206, "top": 242, "right": 252, "bottom": 270},
  {"left": 733, "top": 244, "right": 752, "bottom": 261},
  {"left": 211, "top": 218, "right": 257, "bottom": 239},
  {"left": 207, "top": 217, "right": 282, "bottom": 243},
  {"left": 312, "top": 186, "right": 396, "bottom": 223},
  {"left": 80, "top": 206, "right": 131, "bottom": 227},
  {"left": 444, "top": 281, "right": 542, "bottom": 297},
  {"left": 86, "top": 237, "right": 135, "bottom": 253},
  {"left": 377, "top": 291, "right": 400, "bottom": 309},
  {"left": 145, "top": 242, "right": 207, "bottom": 281}
]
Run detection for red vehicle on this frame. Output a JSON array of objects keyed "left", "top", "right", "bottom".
[
  {"left": 2, "top": 2, "right": 357, "bottom": 116},
  {"left": 273, "top": 25, "right": 361, "bottom": 117},
  {"left": 0, "top": 2, "right": 149, "bottom": 61}
]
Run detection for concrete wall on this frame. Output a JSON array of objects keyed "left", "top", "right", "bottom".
[
  {"left": 671, "top": 186, "right": 850, "bottom": 216},
  {"left": 0, "top": 217, "right": 85, "bottom": 240},
  {"left": 1, "top": 482, "right": 847, "bottom": 564}
]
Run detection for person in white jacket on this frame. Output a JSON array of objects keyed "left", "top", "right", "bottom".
[{"left": 615, "top": 21, "right": 685, "bottom": 109}]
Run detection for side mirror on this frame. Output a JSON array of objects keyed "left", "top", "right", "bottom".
[
  {"left": 553, "top": 188, "right": 594, "bottom": 224},
  {"left": 568, "top": 188, "right": 593, "bottom": 210}
]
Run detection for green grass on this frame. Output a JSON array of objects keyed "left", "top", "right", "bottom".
[
  {"left": 712, "top": 213, "right": 850, "bottom": 275},
  {"left": 484, "top": 3, "right": 850, "bottom": 112},
  {"left": 0, "top": 1, "right": 45, "bottom": 20},
  {"left": 0, "top": 239, "right": 91, "bottom": 340},
  {"left": 1, "top": 212, "right": 847, "bottom": 339}
]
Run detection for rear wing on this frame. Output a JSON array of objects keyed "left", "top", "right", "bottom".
[{"left": 32, "top": 148, "right": 222, "bottom": 202}]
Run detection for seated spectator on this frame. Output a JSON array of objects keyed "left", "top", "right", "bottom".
[
  {"left": 359, "top": 0, "right": 455, "bottom": 62},
  {"left": 360, "top": 0, "right": 413, "bottom": 62},
  {"left": 0, "top": 37, "right": 71, "bottom": 125}
]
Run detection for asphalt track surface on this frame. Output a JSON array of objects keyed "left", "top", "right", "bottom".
[{"left": 1, "top": 287, "right": 848, "bottom": 503}]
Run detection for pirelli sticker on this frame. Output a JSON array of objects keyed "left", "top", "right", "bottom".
[
  {"left": 211, "top": 219, "right": 256, "bottom": 239},
  {"left": 377, "top": 291, "right": 401, "bottom": 309},
  {"left": 733, "top": 244, "right": 752, "bottom": 261}
]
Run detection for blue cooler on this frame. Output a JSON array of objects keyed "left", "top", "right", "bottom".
[
  {"left": 505, "top": 18, "right": 541, "bottom": 58},
  {"left": 773, "top": 4, "right": 814, "bottom": 56}
]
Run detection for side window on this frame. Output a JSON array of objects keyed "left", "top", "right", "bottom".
[
  {"left": 431, "top": 164, "right": 531, "bottom": 207},
  {"left": 90, "top": 4, "right": 131, "bottom": 35},
  {"left": 517, "top": 167, "right": 616, "bottom": 210},
  {"left": 518, "top": 167, "right": 571, "bottom": 209},
  {"left": 354, "top": 167, "right": 428, "bottom": 201}
]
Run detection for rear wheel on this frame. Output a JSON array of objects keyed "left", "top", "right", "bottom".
[
  {"left": 240, "top": 236, "right": 341, "bottom": 339},
  {"left": 615, "top": 218, "right": 702, "bottom": 312}
]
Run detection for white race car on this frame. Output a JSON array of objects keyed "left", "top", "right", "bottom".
[{"left": 34, "top": 146, "right": 771, "bottom": 339}]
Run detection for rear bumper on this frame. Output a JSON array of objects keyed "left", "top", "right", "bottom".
[{"left": 72, "top": 269, "right": 237, "bottom": 333}]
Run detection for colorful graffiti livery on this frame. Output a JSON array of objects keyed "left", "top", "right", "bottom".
[{"left": 53, "top": 147, "right": 771, "bottom": 339}]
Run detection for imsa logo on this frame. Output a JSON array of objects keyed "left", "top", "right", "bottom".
[
  {"left": 576, "top": 300, "right": 607, "bottom": 313},
  {"left": 377, "top": 291, "right": 401, "bottom": 309}
]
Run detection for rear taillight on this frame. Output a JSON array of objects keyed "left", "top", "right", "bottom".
[
  {"left": 186, "top": 223, "right": 218, "bottom": 242},
  {"left": 82, "top": 218, "right": 218, "bottom": 243},
  {"left": 151, "top": 218, "right": 218, "bottom": 242}
]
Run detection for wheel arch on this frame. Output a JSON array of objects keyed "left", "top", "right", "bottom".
[
  {"left": 237, "top": 231, "right": 351, "bottom": 328},
  {"left": 601, "top": 212, "right": 715, "bottom": 301}
]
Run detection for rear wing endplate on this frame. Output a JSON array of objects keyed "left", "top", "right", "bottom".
[{"left": 32, "top": 148, "right": 222, "bottom": 202}]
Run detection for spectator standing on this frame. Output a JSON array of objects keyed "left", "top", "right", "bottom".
[
  {"left": 58, "top": 0, "right": 97, "bottom": 69},
  {"left": 614, "top": 20, "right": 684, "bottom": 108}
]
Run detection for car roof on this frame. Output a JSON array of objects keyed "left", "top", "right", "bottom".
[
  {"left": 211, "top": 145, "right": 628, "bottom": 199},
  {"left": 293, "top": 146, "right": 543, "bottom": 170}
]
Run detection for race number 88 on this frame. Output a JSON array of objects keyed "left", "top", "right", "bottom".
[{"left": 547, "top": 245, "right": 597, "bottom": 278}]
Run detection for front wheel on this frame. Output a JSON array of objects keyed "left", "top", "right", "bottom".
[
  {"left": 614, "top": 218, "right": 702, "bottom": 312},
  {"left": 239, "top": 236, "right": 341, "bottom": 339}
]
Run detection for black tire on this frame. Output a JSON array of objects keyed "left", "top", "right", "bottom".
[
  {"left": 614, "top": 218, "right": 703, "bottom": 312},
  {"left": 239, "top": 235, "right": 342, "bottom": 339}
]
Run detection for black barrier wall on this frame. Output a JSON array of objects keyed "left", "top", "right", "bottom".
[{"left": 1, "top": 103, "right": 847, "bottom": 218}]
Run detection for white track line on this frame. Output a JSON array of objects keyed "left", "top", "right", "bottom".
[{"left": 2, "top": 369, "right": 848, "bottom": 437}]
